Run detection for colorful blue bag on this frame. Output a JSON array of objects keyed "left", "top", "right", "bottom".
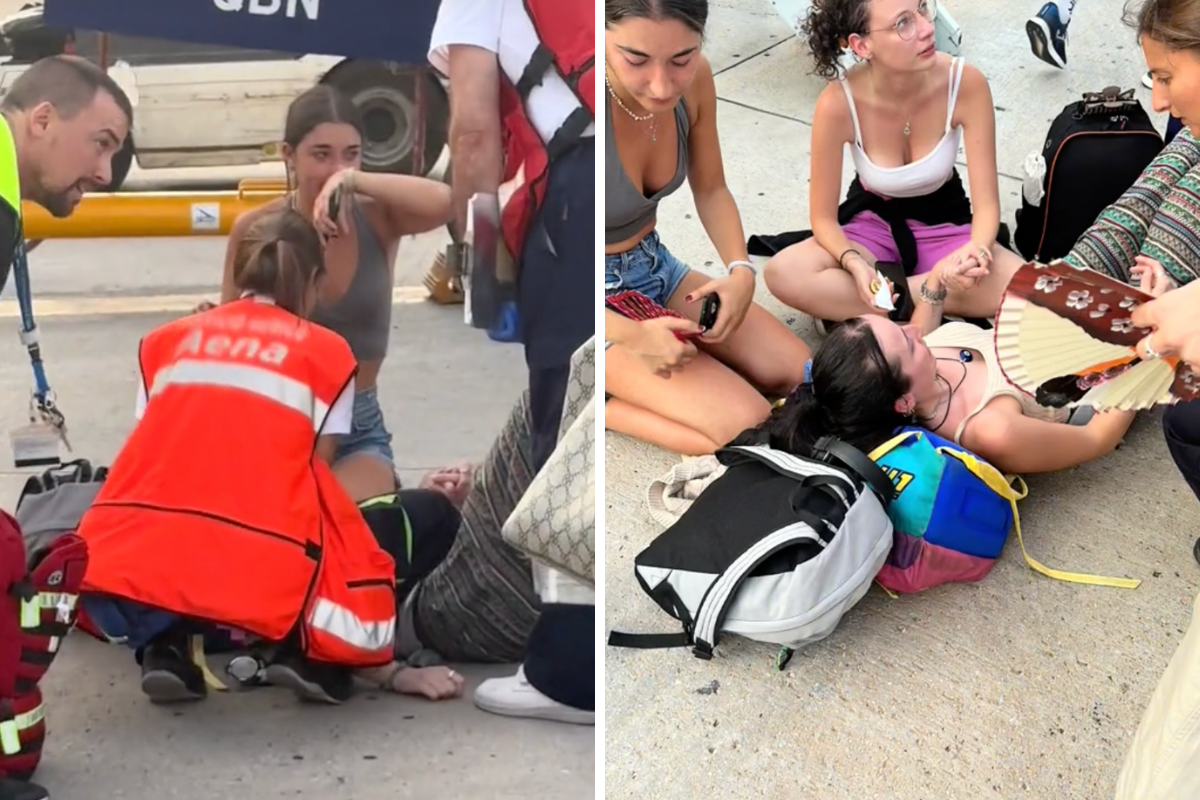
[{"left": 868, "top": 427, "right": 1139, "bottom": 593}]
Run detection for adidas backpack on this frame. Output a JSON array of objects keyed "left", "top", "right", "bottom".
[
  {"left": 1014, "top": 85, "right": 1163, "bottom": 263},
  {"left": 607, "top": 437, "right": 896, "bottom": 667}
]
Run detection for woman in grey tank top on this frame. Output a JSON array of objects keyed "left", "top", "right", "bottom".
[
  {"left": 216, "top": 85, "right": 458, "bottom": 502},
  {"left": 604, "top": 0, "right": 812, "bottom": 455}
]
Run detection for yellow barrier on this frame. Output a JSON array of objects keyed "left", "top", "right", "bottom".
[{"left": 21, "top": 179, "right": 291, "bottom": 239}]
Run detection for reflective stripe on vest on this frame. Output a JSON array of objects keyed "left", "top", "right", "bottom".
[
  {"left": 0, "top": 116, "right": 21, "bottom": 214},
  {"left": 307, "top": 597, "right": 394, "bottom": 654},
  {"left": 0, "top": 701, "right": 42, "bottom": 756},
  {"left": 20, "top": 591, "right": 77, "bottom": 628},
  {"left": 150, "top": 358, "right": 331, "bottom": 432}
]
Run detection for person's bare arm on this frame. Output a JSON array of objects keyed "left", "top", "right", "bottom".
[
  {"left": 352, "top": 172, "right": 452, "bottom": 239},
  {"left": 956, "top": 64, "right": 1000, "bottom": 252},
  {"left": 686, "top": 56, "right": 749, "bottom": 267},
  {"left": 960, "top": 400, "right": 1134, "bottom": 474},
  {"left": 809, "top": 82, "right": 857, "bottom": 266},
  {"left": 911, "top": 270, "right": 947, "bottom": 336},
  {"left": 446, "top": 45, "right": 504, "bottom": 236}
]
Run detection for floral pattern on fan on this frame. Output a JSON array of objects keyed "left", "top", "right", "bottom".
[
  {"left": 1002, "top": 260, "right": 1200, "bottom": 404},
  {"left": 1012, "top": 260, "right": 1152, "bottom": 346}
]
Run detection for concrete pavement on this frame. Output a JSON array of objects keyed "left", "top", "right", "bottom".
[
  {"left": 0, "top": 224, "right": 594, "bottom": 797},
  {"left": 603, "top": 1, "right": 1197, "bottom": 798}
]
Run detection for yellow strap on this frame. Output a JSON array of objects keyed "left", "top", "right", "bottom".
[
  {"left": 867, "top": 429, "right": 922, "bottom": 461},
  {"left": 19, "top": 597, "right": 38, "bottom": 629},
  {"left": 190, "top": 634, "right": 228, "bottom": 692},
  {"left": 875, "top": 580, "right": 898, "bottom": 600},
  {"left": 940, "top": 449, "right": 1141, "bottom": 589},
  {"left": 0, "top": 720, "right": 18, "bottom": 756}
]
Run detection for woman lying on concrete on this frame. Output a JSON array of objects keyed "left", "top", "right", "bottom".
[
  {"left": 754, "top": 251, "right": 1135, "bottom": 475},
  {"left": 764, "top": 0, "right": 1025, "bottom": 330},
  {"left": 603, "top": 0, "right": 812, "bottom": 456}
]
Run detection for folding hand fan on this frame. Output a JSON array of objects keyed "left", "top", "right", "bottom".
[
  {"left": 994, "top": 260, "right": 1200, "bottom": 410},
  {"left": 605, "top": 290, "right": 701, "bottom": 342}
]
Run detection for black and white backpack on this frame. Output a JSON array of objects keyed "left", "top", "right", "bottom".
[
  {"left": 1013, "top": 85, "right": 1163, "bottom": 263},
  {"left": 608, "top": 437, "right": 896, "bottom": 668}
]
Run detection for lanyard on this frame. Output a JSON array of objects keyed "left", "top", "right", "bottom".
[{"left": 12, "top": 226, "right": 65, "bottom": 434}]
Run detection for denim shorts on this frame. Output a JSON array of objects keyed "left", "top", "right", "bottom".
[
  {"left": 335, "top": 386, "right": 395, "bottom": 467},
  {"left": 604, "top": 229, "right": 692, "bottom": 306}
]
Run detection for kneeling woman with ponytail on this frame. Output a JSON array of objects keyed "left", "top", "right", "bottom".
[
  {"left": 77, "top": 208, "right": 464, "bottom": 706},
  {"left": 756, "top": 264, "right": 1136, "bottom": 475}
]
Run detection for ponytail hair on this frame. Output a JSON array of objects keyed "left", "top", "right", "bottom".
[
  {"left": 750, "top": 317, "right": 912, "bottom": 456},
  {"left": 232, "top": 208, "right": 325, "bottom": 316}
]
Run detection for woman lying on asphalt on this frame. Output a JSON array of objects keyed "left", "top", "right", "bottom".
[
  {"left": 603, "top": 0, "right": 813, "bottom": 456},
  {"left": 78, "top": 209, "right": 465, "bottom": 706},
  {"left": 751, "top": 250, "right": 1138, "bottom": 475},
  {"left": 763, "top": 0, "right": 1025, "bottom": 330},
  {"left": 199, "top": 84, "right": 454, "bottom": 502}
]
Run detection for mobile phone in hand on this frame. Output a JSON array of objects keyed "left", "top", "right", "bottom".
[{"left": 699, "top": 294, "right": 721, "bottom": 331}]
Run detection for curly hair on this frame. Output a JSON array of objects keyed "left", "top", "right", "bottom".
[{"left": 801, "top": 0, "right": 873, "bottom": 79}]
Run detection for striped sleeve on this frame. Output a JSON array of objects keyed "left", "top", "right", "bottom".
[{"left": 1063, "top": 128, "right": 1200, "bottom": 284}]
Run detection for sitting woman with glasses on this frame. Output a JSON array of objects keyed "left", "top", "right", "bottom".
[{"left": 764, "top": 0, "right": 1025, "bottom": 329}]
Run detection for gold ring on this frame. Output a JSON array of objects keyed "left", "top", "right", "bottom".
[{"left": 869, "top": 280, "right": 881, "bottom": 294}]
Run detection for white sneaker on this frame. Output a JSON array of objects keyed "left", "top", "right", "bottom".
[
  {"left": 474, "top": 665, "right": 595, "bottom": 725},
  {"left": 1143, "top": 70, "right": 1153, "bottom": 89}
]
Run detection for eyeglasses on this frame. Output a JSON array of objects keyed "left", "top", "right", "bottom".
[{"left": 866, "top": 0, "right": 938, "bottom": 42}]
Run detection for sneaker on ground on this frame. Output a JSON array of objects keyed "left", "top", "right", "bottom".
[
  {"left": 140, "top": 639, "right": 206, "bottom": 704},
  {"left": 1027, "top": 2, "right": 1070, "bottom": 68},
  {"left": 473, "top": 665, "right": 594, "bottom": 725},
  {"left": 1143, "top": 70, "right": 1154, "bottom": 89},
  {"left": 264, "top": 656, "right": 354, "bottom": 705},
  {"left": 0, "top": 779, "right": 49, "bottom": 800}
]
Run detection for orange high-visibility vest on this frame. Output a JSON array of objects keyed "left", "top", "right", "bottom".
[{"left": 77, "top": 298, "right": 396, "bottom": 667}]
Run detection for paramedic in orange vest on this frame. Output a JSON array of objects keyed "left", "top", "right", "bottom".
[
  {"left": 427, "top": 0, "right": 595, "bottom": 724},
  {"left": 76, "top": 208, "right": 464, "bottom": 706}
]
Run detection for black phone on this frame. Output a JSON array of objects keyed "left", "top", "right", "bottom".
[
  {"left": 699, "top": 293, "right": 721, "bottom": 331},
  {"left": 327, "top": 185, "right": 343, "bottom": 226}
]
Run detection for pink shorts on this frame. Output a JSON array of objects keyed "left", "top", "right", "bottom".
[{"left": 841, "top": 210, "right": 972, "bottom": 276}]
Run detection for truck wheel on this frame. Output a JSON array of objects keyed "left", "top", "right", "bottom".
[
  {"left": 324, "top": 60, "right": 448, "bottom": 176},
  {"left": 105, "top": 135, "right": 134, "bottom": 193}
]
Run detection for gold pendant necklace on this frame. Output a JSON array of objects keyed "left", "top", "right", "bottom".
[{"left": 605, "top": 69, "right": 657, "bottom": 143}]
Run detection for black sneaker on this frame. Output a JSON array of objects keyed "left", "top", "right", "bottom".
[
  {"left": 140, "top": 639, "right": 206, "bottom": 704},
  {"left": 264, "top": 656, "right": 354, "bottom": 705},
  {"left": 1193, "top": 537, "right": 1200, "bottom": 567},
  {"left": 0, "top": 779, "right": 49, "bottom": 800},
  {"left": 1027, "top": 2, "right": 1070, "bottom": 68}
]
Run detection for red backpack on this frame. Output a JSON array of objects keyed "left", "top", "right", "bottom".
[
  {"left": 0, "top": 510, "right": 88, "bottom": 780},
  {"left": 499, "top": 0, "right": 595, "bottom": 260}
]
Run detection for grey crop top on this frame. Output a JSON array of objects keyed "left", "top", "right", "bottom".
[
  {"left": 307, "top": 202, "right": 393, "bottom": 362},
  {"left": 605, "top": 95, "right": 690, "bottom": 245}
]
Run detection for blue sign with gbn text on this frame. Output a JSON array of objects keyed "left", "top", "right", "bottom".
[{"left": 44, "top": 0, "right": 440, "bottom": 62}]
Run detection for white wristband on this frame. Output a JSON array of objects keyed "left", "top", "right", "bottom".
[{"left": 728, "top": 260, "right": 757, "bottom": 278}]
